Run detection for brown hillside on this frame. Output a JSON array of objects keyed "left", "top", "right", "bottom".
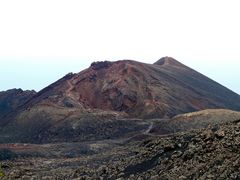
[{"left": 21, "top": 58, "right": 240, "bottom": 118}]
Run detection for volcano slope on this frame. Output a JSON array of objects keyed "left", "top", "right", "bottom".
[
  {"left": 150, "top": 109, "right": 240, "bottom": 135},
  {"left": 0, "top": 57, "right": 240, "bottom": 143}
]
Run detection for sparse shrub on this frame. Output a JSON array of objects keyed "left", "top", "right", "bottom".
[
  {"left": 0, "top": 149, "right": 16, "bottom": 161},
  {"left": 0, "top": 168, "right": 4, "bottom": 177}
]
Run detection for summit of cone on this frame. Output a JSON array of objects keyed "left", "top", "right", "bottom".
[{"left": 154, "top": 56, "right": 186, "bottom": 67}]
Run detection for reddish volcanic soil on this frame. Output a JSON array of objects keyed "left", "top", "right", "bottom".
[{"left": 53, "top": 58, "right": 240, "bottom": 118}]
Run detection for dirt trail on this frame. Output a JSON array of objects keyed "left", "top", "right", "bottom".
[
  {"left": 66, "top": 80, "right": 75, "bottom": 99},
  {"left": 144, "top": 122, "right": 154, "bottom": 134}
]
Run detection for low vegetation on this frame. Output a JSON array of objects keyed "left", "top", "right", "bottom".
[{"left": 0, "top": 149, "right": 16, "bottom": 161}]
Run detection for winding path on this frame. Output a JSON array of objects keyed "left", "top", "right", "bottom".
[
  {"left": 144, "top": 122, "right": 154, "bottom": 134},
  {"left": 66, "top": 80, "right": 75, "bottom": 99}
]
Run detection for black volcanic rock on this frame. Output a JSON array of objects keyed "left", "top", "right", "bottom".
[
  {"left": 77, "top": 119, "right": 240, "bottom": 179},
  {"left": 90, "top": 61, "right": 113, "bottom": 70}
]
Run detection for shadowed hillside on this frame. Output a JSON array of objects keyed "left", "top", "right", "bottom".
[{"left": 0, "top": 89, "right": 36, "bottom": 120}]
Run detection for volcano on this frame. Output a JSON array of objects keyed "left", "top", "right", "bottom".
[{"left": 0, "top": 57, "right": 240, "bottom": 143}]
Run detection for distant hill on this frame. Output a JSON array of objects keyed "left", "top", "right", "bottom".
[
  {"left": 0, "top": 57, "right": 240, "bottom": 143},
  {"left": 0, "top": 89, "right": 36, "bottom": 120}
]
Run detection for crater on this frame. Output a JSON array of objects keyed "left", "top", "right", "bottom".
[{"left": 154, "top": 57, "right": 184, "bottom": 67}]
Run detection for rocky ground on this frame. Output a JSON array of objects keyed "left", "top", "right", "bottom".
[
  {"left": 71, "top": 119, "right": 240, "bottom": 179},
  {"left": 0, "top": 119, "right": 240, "bottom": 179}
]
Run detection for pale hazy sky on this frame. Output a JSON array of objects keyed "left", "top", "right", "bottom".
[{"left": 0, "top": 0, "right": 239, "bottom": 94}]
